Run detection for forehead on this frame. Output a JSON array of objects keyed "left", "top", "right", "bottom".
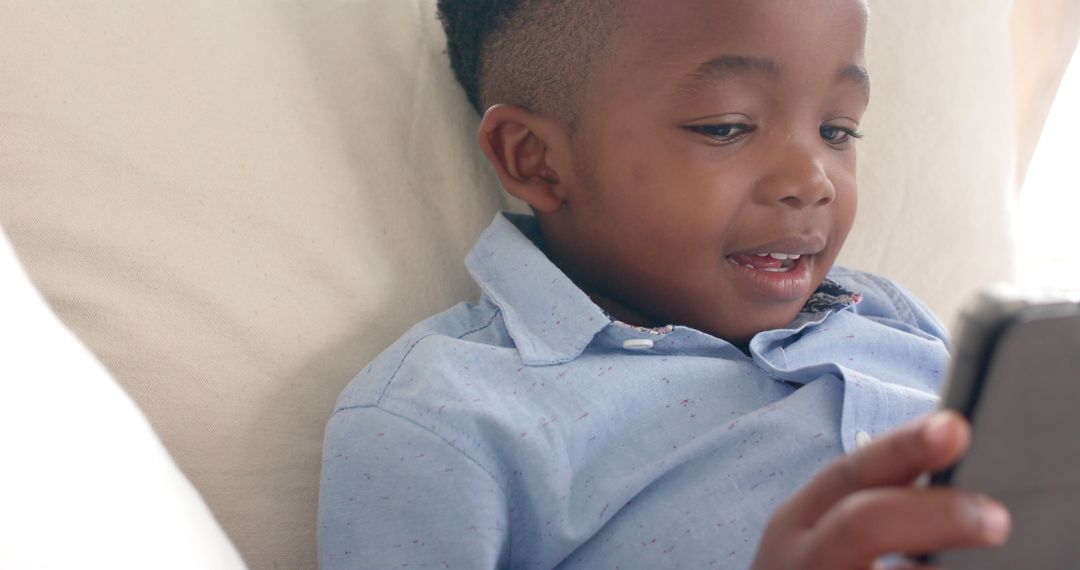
[{"left": 602, "top": 0, "right": 869, "bottom": 93}]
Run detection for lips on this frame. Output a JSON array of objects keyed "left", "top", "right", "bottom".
[{"left": 724, "top": 235, "right": 826, "bottom": 302}]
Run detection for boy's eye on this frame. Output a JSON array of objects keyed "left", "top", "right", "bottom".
[
  {"left": 820, "top": 125, "right": 864, "bottom": 145},
  {"left": 686, "top": 123, "right": 755, "bottom": 144}
]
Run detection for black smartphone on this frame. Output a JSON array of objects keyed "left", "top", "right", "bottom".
[{"left": 923, "top": 288, "right": 1080, "bottom": 568}]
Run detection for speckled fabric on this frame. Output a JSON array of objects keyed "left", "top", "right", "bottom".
[{"left": 320, "top": 212, "right": 951, "bottom": 569}]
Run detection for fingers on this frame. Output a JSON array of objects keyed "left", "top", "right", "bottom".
[
  {"left": 753, "top": 411, "right": 1007, "bottom": 570},
  {"left": 782, "top": 410, "right": 970, "bottom": 525},
  {"left": 803, "top": 487, "right": 1010, "bottom": 569}
]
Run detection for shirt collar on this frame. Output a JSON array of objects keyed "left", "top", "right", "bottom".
[
  {"left": 466, "top": 212, "right": 609, "bottom": 365},
  {"left": 465, "top": 212, "right": 862, "bottom": 365}
]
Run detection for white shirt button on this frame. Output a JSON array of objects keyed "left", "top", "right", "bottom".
[
  {"left": 622, "top": 338, "right": 655, "bottom": 350},
  {"left": 855, "top": 430, "right": 873, "bottom": 449}
]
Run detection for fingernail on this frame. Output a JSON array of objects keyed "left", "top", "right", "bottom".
[
  {"left": 980, "top": 501, "right": 1011, "bottom": 544},
  {"left": 924, "top": 411, "right": 955, "bottom": 447}
]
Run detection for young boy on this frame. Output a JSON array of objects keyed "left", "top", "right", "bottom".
[{"left": 319, "top": 0, "right": 1011, "bottom": 568}]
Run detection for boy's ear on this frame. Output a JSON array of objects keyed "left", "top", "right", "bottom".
[{"left": 478, "top": 104, "right": 572, "bottom": 214}]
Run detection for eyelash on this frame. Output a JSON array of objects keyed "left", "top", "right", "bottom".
[
  {"left": 819, "top": 125, "right": 864, "bottom": 145},
  {"left": 687, "top": 123, "right": 755, "bottom": 144},
  {"left": 686, "top": 123, "right": 864, "bottom": 146}
]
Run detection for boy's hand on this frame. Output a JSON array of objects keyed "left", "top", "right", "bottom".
[{"left": 751, "top": 411, "right": 1010, "bottom": 570}]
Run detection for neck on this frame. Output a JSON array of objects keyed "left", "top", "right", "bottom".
[
  {"left": 535, "top": 223, "right": 663, "bottom": 330},
  {"left": 584, "top": 290, "right": 661, "bottom": 329}
]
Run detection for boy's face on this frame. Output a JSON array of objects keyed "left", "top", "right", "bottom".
[{"left": 544, "top": 0, "right": 869, "bottom": 342}]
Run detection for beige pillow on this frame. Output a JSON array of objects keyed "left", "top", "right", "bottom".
[
  {"left": 0, "top": 1, "right": 499, "bottom": 567},
  {"left": 839, "top": 2, "right": 1017, "bottom": 323},
  {"left": 0, "top": 0, "right": 1015, "bottom": 568}
]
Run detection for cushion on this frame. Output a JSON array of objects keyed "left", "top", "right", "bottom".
[
  {"left": 837, "top": 1, "right": 1017, "bottom": 322},
  {"left": 0, "top": 1, "right": 499, "bottom": 567},
  {"left": 0, "top": 0, "right": 1015, "bottom": 568}
]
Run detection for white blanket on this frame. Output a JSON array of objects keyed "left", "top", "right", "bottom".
[{"left": 0, "top": 228, "right": 245, "bottom": 569}]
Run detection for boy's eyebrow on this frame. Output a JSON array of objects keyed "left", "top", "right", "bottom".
[
  {"left": 836, "top": 63, "right": 872, "bottom": 97},
  {"left": 676, "top": 55, "right": 871, "bottom": 98},
  {"left": 678, "top": 54, "right": 781, "bottom": 92}
]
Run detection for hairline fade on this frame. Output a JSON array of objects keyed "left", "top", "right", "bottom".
[{"left": 437, "top": 0, "right": 626, "bottom": 127}]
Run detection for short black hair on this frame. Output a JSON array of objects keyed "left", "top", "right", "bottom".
[{"left": 436, "top": 0, "right": 624, "bottom": 125}]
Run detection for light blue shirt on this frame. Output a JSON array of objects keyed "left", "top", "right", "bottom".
[{"left": 319, "top": 212, "right": 949, "bottom": 569}]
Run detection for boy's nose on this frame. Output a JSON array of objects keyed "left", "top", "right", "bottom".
[{"left": 755, "top": 148, "right": 836, "bottom": 209}]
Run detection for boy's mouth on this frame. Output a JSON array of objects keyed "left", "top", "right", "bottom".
[
  {"left": 726, "top": 252, "right": 802, "bottom": 273},
  {"left": 724, "top": 252, "right": 815, "bottom": 302},
  {"left": 723, "top": 236, "right": 825, "bottom": 302},
  {"left": 724, "top": 235, "right": 826, "bottom": 273}
]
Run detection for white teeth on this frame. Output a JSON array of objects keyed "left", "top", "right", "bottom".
[
  {"left": 726, "top": 255, "right": 798, "bottom": 272},
  {"left": 768, "top": 253, "right": 802, "bottom": 260}
]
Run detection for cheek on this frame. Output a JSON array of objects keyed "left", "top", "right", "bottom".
[
  {"left": 586, "top": 139, "right": 671, "bottom": 217},
  {"left": 835, "top": 172, "right": 859, "bottom": 232},
  {"left": 845, "top": 187, "right": 858, "bottom": 226},
  {"left": 820, "top": 176, "right": 858, "bottom": 272}
]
